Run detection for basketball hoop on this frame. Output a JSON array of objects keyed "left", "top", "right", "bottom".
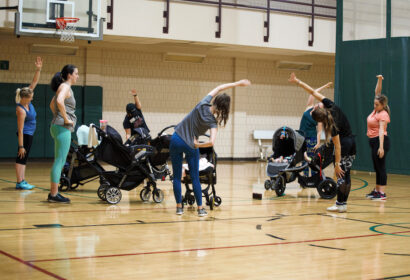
[{"left": 56, "top": 17, "right": 79, "bottom": 43}]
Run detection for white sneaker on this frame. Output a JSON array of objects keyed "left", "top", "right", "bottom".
[{"left": 327, "top": 203, "right": 347, "bottom": 213}]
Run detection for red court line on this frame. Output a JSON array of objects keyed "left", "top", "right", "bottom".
[
  {"left": 28, "top": 229, "right": 410, "bottom": 263},
  {"left": 0, "top": 250, "right": 66, "bottom": 280}
]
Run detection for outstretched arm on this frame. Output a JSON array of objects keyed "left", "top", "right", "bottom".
[
  {"left": 288, "top": 72, "right": 327, "bottom": 102},
  {"left": 29, "top": 57, "right": 42, "bottom": 90},
  {"left": 207, "top": 79, "right": 251, "bottom": 98},
  {"left": 130, "top": 89, "right": 142, "bottom": 110},
  {"left": 375, "top": 75, "right": 383, "bottom": 96},
  {"left": 306, "top": 82, "right": 333, "bottom": 107}
]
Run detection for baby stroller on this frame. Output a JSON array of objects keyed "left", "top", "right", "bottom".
[
  {"left": 181, "top": 139, "right": 220, "bottom": 210},
  {"left": 59, "top": 126, "right": 105, "bottom": 191},
  {"left": 95, "top": 125, "right": 165, "bottom": 204},
  {"left": 264, "top": 126, "right": 337, "bottom": 199}
]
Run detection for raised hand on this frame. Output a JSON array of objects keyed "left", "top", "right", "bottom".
[
  {"left": 376, "top": 75, "right": 384, "bottom": 80},
  {"left": 35, "top": 57, "right": 43, "bottom": 70},
  {"left": 288, "top": 72, "right": 298, "bottom": 83},
  {"left": 130, "top": 89, "right": 138, "bottom": 96},
  {"left": 237, "top": 79, "right": 251, "bottom": 87}
]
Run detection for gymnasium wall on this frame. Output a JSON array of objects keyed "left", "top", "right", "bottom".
[{"left": 0, "top": 34, "right": 334, "bottom": 159}]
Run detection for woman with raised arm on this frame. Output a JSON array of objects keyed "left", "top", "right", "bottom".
[
  {"left": 366, "top": 75, "right": 390, "bottom": 201},
  {"left": 48, "top": 64, "right": 79, "bottom": 203},
  {"left": 123, "top": 89, "right": 150, "bottom": 141},
  {"left": 171, "top": 79, "right": 251, "bottom": 217},
  {"left": 298, "top": 82, "right": 331, "bottom": 176},
  {"left": 15, "top": 57, "right": 42, "bottom": 190},
  {"left": 289, "top": 73, "right": 356, "bottom": 213}
]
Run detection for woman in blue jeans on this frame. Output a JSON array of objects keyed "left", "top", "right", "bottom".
[{"left": 171, "top": 79, "right": 251, "bottom": 216}]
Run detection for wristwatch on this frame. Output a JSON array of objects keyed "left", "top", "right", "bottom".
[
  {"left": 18, "top": 146, "right": 24, "bottom": 149},
  {"left": 335, "top": 162, "right": 341, "bottom": 166}
]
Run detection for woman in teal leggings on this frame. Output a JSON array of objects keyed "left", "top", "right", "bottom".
[{"left": 48, "top": 64, "right": 79, "bottom": 203}]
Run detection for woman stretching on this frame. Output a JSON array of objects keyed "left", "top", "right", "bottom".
[
  {"left": 289, "top": 73, "right": 356, "bottom": 213},
  {"left": 15, "top": 57, "right": 42, "bottom": 190},
  {"left": 366, "top": 75, "right": 390, "bottom": 201},
  {"left": 171, "top": 79, "right": 251, "bottom": 216},
  {"left": 48, "top": 65, "right": 78, "bottom": 203}
]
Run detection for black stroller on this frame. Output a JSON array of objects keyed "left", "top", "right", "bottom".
[
  {"left": 59, "top": 141, "right": 105, "bottom": 191},
  {"left": 95, "top": 125, "right": 172, "bottom": 204},
  {"left": 264, "top": 126, "right": 337, "bottom": 199},
  {"left": 181, "top": 144, "right": 220, "bottom": 210}
]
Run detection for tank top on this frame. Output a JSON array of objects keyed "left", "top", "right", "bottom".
[
  {"left": 299, "top": 107, "right": 317, "bottom": 138},
  {"left": 17, "top": 103, "right": 36, "bottom": 135},
  {"left": 51, "top": 86, "right": 77, "bottom": 132}
]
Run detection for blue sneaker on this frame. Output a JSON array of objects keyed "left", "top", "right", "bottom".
[
  {"left": 16, "top": 181, "right": 35, "bottom": 190},
  {"left": 22, "top": 180, "right": 35, "bottom": 189}
]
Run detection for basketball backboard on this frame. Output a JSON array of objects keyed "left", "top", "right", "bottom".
[{"left": 15, "top": 0, "right": 103, "bottom": 41}]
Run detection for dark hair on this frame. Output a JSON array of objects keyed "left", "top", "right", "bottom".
[
  {"left": 50, "top": 64, "right": 77, "bottom": 92},
  {"left": 311, "top": 107, "right": 336, "bottom": 143},
  {"left": 375, "top": 94, "right": 390, "bottom": 116},
  {"left": 213, "top": 93, "right": 231, "bottom": 127},
  {"left": 126, "top": 103, "right": 137, "bottom": 115}
]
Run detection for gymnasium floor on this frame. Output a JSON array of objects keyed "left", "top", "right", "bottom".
[{"left": 0, "top": 161, "right": 409, "bottom": 279}]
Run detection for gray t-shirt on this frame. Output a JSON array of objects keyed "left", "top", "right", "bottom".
[
  {"left": 175, "top": 95, "right": 218, "bottom": 149},
  {"left": 51, "top": 87, "right": 77, "bottom": 132}
]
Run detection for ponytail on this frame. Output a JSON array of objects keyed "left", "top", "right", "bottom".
[
  {"left": 15, "top": 87, "right": 33, "bottom": 104},
  {"left": 50, "top": 64, "right": 77, "bottom": 92},
  {"left": 312, "top": 108, "right": 336, "bottom": 143},
  {"left": 375, "top": 94, "right": 390, "bottom": 116}
]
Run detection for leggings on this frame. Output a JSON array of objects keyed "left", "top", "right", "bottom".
[
  {"left": 170, "top": 132, "right": 202, "bottom": 206},
  {"left": 336, "top": 136, "right": 356, "bottom": 204},
  {"left": 369, "top": 136, "right": 390, "bottom": 186},
  {"left": 50, "top": 124, "right": 71, "bottom": 184},
  {"left": 15, "top": 134, "right": 34, "bottom": 165}
]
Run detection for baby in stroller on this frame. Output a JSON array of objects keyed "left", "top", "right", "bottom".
[
  {"left": 181, "top": 145, "right": 221, "bottom": 210},
  {"left": 265, "top": 126, "right": 337, "bottom": 199}
]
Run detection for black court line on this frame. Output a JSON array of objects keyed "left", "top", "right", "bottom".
[
  {"left": 0, "top": 215, "right": 280, "bottom": 232},
  {"left": 372, "top": 274, "right": 410, "bottom": 279},
  {"left": 33, "top": 224, "right": 63, "bottom": 228},
  {"left": 320, "top": 214, "right": 410, "bottom": 230},
  {"left": 384, "top": 253, "right": 410, "bottom": 256},
  {"left": 308, "top": 244, "right": 346, "bottom": 251},
  {"left": 265, "top": 234, "right": 286, "bottom": 240}
]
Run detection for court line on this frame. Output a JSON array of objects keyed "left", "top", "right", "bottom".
[
  {"left": 308, "top": 244, "right": 345, "bottom": 251},
  {"left": 372, "top": 274, "right": 410, "bottom": 280},
  {"left": 0, "top": 250, "right": 66, "bottom": 279},
  {"left": 320, "top": 214, "right": 410, "bottom": 230},
  {"left": 27, "top": 229, "right": 410, "bottom": 263},
  {"left": 384, "top": 253, "right": 410, "bottom": 256}
]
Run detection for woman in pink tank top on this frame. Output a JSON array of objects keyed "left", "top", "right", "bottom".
[{"left": 366, "top": 75, "right": 391, "bottom": 201}]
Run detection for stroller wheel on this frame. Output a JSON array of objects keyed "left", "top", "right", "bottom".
[
  {"left": 59, "top": 176, "right": 71, "bottom": 192},
  {"left": 187, "top": 195, "right": 195, "bottom": 206},
  {"left": 105, "top": 187, "right": 122, "bottom": 204},
  {"left": 274, "top": 176, "right": 286, "bottom": 197},
  {"left": 97, "top": 185, "right": 108, "bottom": 201},
  {"left": 317, "top": 178, "right": 337, "bottom": 199},
  {"left": 140, "top": 188, "right": 151, "bottom": 202},
  {"left": 209, "top": 196, "right": 214, "bottom": 210},
  {"left": 264, "top": 180, "right": 272, "bottom": 190},
  {"left": 214, "top": 196, "right": 222, "bottom": 206},
  {"left": 152, "top": 189, "right": 164, "bottom": 203},
  {"left": 71, "top": 183, "right": 80, "bottom": 190}
]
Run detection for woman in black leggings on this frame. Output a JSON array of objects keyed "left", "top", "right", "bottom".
[
  {"left": 289, "top": 73, "right": 356, "bottom": 213},
  {"left": 366, "top": 75, "right": 390, "bottom": 201}
]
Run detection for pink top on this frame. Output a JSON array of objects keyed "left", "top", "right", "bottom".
[{"left": 367, "top": 110, "right": 390, "bottom": 138}]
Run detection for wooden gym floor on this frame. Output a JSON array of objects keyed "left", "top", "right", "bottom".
[{"left": 0, "top": 161, "right": 409, "bottom": 279}]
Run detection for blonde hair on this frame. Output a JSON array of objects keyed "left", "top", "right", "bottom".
[
  {"left": 15, "top": 87, "right": 33, "bottom": 103},
  {"left": 375, "top": 94, "right": 390, "bottom": 116}
]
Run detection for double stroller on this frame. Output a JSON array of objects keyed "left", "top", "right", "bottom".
[
  {"left": 181, "top": 140, "right": 221, "bottom": 210},
  {"left": 59, "top": 125, "right": 173, "bottom": 204},
  {"left": 264, "top": 126, "right": 337, "bottom": 199}
]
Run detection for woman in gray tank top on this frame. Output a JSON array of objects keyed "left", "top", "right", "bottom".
[
  {"left": 171, "top": 79, "right": 251, "bottom": 217},
  {"left": 47, "top": 64, "right": 79, "bottom": 203}
]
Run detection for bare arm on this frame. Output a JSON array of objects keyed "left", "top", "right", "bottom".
[
  {"left": 29, "top": 57, "right": 42, "bottom": 90},
  {"left": 332, "top": 135, "right": 344, "bottom": 178},
  {"left": 16, "top": 107, "right": 26, "bottom": 158},
  {"left": 207, "top": 79, "right": 251, "bottom": 98},
  {"left": 130, "top": 89, "right": 142, "bottom": 110},
  {"left": 194, "top": 128, "right": 218, "bottom": 148},
  {"left": 49, "top": 96, "right": 57, "bottom": 115},
  {"left": 306, "top": 82, "right": 333, "bottom": 108},
  {"left": 55, "top": 84, "right": 72, "bottom": 125},
  {"left": 375, "top": 75, "right": 383, "bottom": 96},
  {"left": 378, "top": 121, "right": 385, "bottom": 158},
  {"left": 125, "top": 128, "right": 131, "bottom": 140},
  {"left": 288, "top": 72, "right": 327, "bottom": 102},
  {"left": 314, "top": 122, "right": 323, "bottom": 150}
]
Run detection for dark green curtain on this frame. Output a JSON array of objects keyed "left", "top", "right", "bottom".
[{"left": 336, "top": 3, "right": 410, "bottom": 175}]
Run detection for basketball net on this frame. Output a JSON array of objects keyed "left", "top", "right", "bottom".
[{"left": 56, "top": 18, "right": 79, "bottom": 43}]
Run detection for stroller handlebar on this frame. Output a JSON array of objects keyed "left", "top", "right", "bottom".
[{"left": 158, "top": 125, "right": 176, "bottom": 137}]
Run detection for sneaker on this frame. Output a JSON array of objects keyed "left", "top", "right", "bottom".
[
  {"left": 22, "top": 180, "right": 35, "bottom": 189},
  {"left": 16, "top": 181, "right": 34, "bottom": 190},
  {"left": 327, "top": 202, "right": 347, "bottom": 213},
  {"left": 366, "top": 189, "right": 377, "bottom": 199},
  {"left": 197, "top": 208, "right": 208, "bottom": 217},
  {"left": 176, "top": 207, "right": 184, "bottom": 215},
  {"left": 48, "top": 193, "right": 71, "bottom": 203},
  {"left": 371, "top": 192, "right": 386, "bottom": 201}
]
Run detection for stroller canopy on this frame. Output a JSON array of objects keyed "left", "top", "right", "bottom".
[{"left": 272, "top": 126, "right": 305, "bottom": 155}]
